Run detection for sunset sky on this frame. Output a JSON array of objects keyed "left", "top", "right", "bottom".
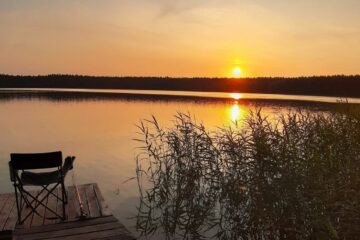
[{"left": 1, "top": 0, "right": 360, "bottom": 77}]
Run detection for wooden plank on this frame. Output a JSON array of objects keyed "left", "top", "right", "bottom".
[
  {"left": 0, "top": 193, "right": 10, "bottom": 215},
  {"left": 14, "top": 216, "right": 117, "bottom": 235},
  {"left": 66, "top": 186, "right": 79, "bottom": 220},
  {"left": 93, "top": 184, "right": 111, "bottom": 216},
  {"left": 56, "top": 227, "right": 135, "bottom": 240},
  {"left": 54, "top": 187, "right": 61, "bottom": 223},
  {"left": 21, "top": 190, "right": 39, "bottom": 228},
  {"left": 0, "top": 194, "right": 15, "bottom": 231},
  {"left": 98, "top": 222, "right": 134, "bottom": 240},
  {"left": 43, "top": 188, "right": 58, "bottom": 225},
  {"left": 2, "top": 199, "right": 18, "bottom": 231},
  {"left": 31, "top": 189, "right": 48, "bottom": 227},
  {"left": 100, "top": 234, "right": 136, "bottom": 240},
  {"left": 77, "top": 185, "right": 90, "bottom": 219},
  {"left": 0, "top": 193, "right": 12, "bottom": 231},
  {"left": 14, "top": 221, "right": 122, "bottom": 240},
  {"left": 18, "top": 222, "right": 119, "bottom": 240},
  {"left": 55, "top": 187, "right": 66, "bottom": 224},
  {"left": 5, "top": 183, "right": 134, "bottom": 240},
  {"left": 84, "top": 184, "right": 101, "bottom": 218}
]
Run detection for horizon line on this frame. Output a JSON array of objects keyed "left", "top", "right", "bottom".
[{"left": 1, "top": 73, "right": 360, "bottom": 79}]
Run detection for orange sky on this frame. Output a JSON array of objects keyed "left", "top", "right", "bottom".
[{"left": 0, "top": 1, "right": 360, "bottom": 77}]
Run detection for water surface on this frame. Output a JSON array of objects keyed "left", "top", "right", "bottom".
[{"left": 0, "top": 89, "right": 353, "bottom": 236}]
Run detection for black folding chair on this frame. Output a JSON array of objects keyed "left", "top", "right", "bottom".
[{"left": 9, "top": 151, "right": 75, "bottom": 224}]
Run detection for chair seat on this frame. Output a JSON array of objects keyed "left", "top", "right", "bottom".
[{"left": 21, "top": 170, "right": 62, "bottom": 186}]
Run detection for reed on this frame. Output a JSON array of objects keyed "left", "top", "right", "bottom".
[{"left": 134, "top": 105, "right": 360, "bottom": 240}]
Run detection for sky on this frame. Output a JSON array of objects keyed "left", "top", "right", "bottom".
[{"left": 0, "top": 0, "right": 360, "bottom": 77}]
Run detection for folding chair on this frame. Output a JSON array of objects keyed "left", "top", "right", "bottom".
[{"left": 9, "top": 151, "right": 75, "bottom": 224}]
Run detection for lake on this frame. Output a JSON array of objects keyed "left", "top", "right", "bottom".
[{"left": 0, "top": 89, "right": 357, "bottom": 237}]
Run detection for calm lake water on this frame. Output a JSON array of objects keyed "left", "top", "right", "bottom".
[{"left": 0, "top": 89, "right": 357, "bottom": 237}]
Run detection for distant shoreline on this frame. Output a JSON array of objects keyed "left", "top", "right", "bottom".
[
  {"left": 1, "top": 74, "right": 360, "bottom": 98},
  {"left": 1, "top": 88, "right": 360, "bottom": 107}
]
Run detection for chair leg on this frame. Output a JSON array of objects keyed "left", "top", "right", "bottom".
[
  {"left": 14, "top": 185, "right": 22, "bottom": 224},
  {"left": 64, "top": 188, "right": 68, "bottom": 204},
  {"left": 20, "top": 184, "right": 62, "bottom": 222},
  {"left": 61, "top": 181, "right": 67, "bottom": 220},
  {"left": 13, "top": 181, "right": 68, "bottom": 223}
]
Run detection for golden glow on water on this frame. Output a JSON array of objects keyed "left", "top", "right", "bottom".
[
  {"left": 230, "top": 103, "right": 241, "bottom": 122},
  {"left": 0, "top": 94, "right": 310, "bottom": 233}
]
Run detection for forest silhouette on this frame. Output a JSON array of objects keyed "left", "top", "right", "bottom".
[{"left": 1, "top": 74, "right": 360, "bottom": 98}]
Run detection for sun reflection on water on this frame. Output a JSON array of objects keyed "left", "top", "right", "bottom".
[{"left": 231, "top": 103, "right": 241, "bottom": 122}]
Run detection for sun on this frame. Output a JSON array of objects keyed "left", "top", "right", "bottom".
[{"left": 233, "top": 67, "right": 242, "bottom": 78}]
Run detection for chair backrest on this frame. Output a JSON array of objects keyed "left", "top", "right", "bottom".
[{"left": 10, "top": 151, "right": 63, "bottom": 170}]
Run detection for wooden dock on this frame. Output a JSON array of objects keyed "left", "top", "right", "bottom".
[{"left": 0, "top": 183, "right": 134, "bottom": 240}]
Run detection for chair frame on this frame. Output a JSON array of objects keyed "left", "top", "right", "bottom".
[{"left": 9, "top": 151, "right": 67, "bottom": 224}]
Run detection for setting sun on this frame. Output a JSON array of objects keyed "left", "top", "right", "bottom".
[{"left": 233, "top": 67, "right": 242, "bottom": 78}]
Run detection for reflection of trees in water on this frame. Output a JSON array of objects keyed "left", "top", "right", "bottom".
[
  {"left": 135, "top": 107, "right": 360, "bottom": 239},
  {"left": 0, "top": 90, "right": 336, "bottom": 111}
]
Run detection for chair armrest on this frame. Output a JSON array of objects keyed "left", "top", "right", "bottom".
[{"left": 63, "top": 156, "right": 76, "bottom": 176}]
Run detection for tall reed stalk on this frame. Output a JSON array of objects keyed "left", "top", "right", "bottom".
[{"left": 135, "top": 105, "right": 360, "bottom": 240}]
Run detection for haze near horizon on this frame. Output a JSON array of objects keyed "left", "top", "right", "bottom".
[{"left": 1, "top": 0, "right": 360, "bottom": 77}]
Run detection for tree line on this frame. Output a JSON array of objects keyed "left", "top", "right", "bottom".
[{"left": 1, "top": 74, "right": 360, "bottom": 98}]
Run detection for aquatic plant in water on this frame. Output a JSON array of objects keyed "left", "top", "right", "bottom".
[{"left": 134, "top": 105, "right": 360, "bottom": 240}]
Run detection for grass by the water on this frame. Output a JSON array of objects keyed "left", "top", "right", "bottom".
[{"left": 135, "top": 104, "right": 360, "bottom": 239}]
